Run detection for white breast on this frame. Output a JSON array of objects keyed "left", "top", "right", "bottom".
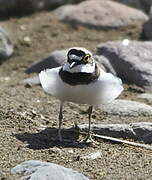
[{"left": 39, "top": 66, "right": 123, "bottom": 105}]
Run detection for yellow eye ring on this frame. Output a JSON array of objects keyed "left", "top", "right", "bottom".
[{"left": 84, "top": 54, "right": 91, "bottom": 62}]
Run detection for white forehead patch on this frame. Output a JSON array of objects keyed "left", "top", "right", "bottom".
[
  {"left": 63, "top": 62, "right": 95, "bottom": 73},
  {"left": 69, "top": 54, "right": 83, "bottom": 61}
]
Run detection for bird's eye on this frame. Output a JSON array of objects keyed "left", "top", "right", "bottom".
[{"left": 84, "top": 54, "right": 91, "bottom": 62}]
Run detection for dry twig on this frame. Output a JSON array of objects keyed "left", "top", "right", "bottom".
[{"left": 92, "top": 133, "right": 152, "bottom": 150}]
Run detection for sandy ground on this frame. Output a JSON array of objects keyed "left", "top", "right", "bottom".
[{"left": 0, "top": 11, "right": 152, "bottom": 180}]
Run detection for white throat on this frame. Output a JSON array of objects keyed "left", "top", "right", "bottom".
[{"left": 63, "top": 62, "right": 96, "bottom": 73}]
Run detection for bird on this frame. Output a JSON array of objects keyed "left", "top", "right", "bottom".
[{"left": 39, "top": 47, "right": 123, "bottom": 143}]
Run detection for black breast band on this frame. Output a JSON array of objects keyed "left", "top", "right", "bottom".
[{"left": 59, "top": 64, "right": 100, "bottom": 86}]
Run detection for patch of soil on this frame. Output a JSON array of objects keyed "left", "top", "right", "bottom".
[{"left": 0, "top": 11, "right": 152, "bottom": 180}]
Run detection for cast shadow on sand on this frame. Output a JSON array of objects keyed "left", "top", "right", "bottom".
[{"left": 15, "top": 127, "right": 88, "bottom": 149}]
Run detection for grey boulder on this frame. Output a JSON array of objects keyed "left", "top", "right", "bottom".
[
  {"left": 78, "top": 122, "right": 152, "bottom": 143},
  {"left": 94, "top": 55, "right": 116, "bottom": 75},
  {"left": 53, "top": 0, "right": 148, "bottom": 29},
  {"left": 97, "top": 40, "right": 152, "bottom": 91},
  {"left": 98, "top": 99, "right": 152, "bottom": 116},
  {"left": 0, "top": 0, "right": 65, "bottom": 14},
  {"left": 143, "top": 18, "right": 152, "bottom": 40},
  {"left": 0, "top": 0, "right": 16, "bottom": 13},
  {"left": 11, "top": 160, "right": 89, "bottom": 180},
  {"left": 114, "top": 0, "right": 152, "bottom": 13},
  {"left": 0, "top": 27, "right": 14, "bottom": 62},
  {"left": 25, "top": 49, "right": 67, "bottom": 73}
]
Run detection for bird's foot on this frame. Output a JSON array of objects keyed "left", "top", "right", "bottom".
[{"left": 83, "top": 134, "right": 99, "bottom": 145}]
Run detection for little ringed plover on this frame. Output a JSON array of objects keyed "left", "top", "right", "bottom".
[{"left": 39, "top": 47, "right": 123, "bottom": 143}]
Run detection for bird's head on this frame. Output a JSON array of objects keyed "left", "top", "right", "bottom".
[
  {"left": 67, "top": 47, "right": 93, "bottom": 69},
  {"left": 63, "top": 47, "right": 95, "bottom": 73}
]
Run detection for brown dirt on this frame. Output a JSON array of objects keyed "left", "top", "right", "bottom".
[{"left": 0, "top": 11, "right": 152, "bottom": 180}]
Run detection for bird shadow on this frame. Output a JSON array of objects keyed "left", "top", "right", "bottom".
[{"left": 14, "top": 127, "right": 88, "bottom": 149}]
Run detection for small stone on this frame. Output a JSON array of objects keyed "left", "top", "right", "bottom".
[
  {"left": 23, "top": 36, "right": 31, "bottom": 42},
  {"left": 20, "top": 25, "right": 26, "bottom": 31},
  {"left": 67, "top": 149, "right": 74, "bottom": 154},
  {"left": 0, "top": 76, "right": 10, "bottom": 81},
  {"left": 122, "top": 39, "right": 130, "bottom": 46},
  {"left": 81, "top": 151, "right": 102, "bottom": 160}
]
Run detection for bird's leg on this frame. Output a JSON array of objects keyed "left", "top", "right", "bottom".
[
  {"left": 55, "top": 102, "right": 63, "bottom": 142},
  {"left": 84, "top": 106, "right": 94, "bottom": 143}
]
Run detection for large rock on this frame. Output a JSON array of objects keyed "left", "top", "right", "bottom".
[
  {"left": 11, "top": 160, "right": 89, "bottom": 180},
  {"left": 94, "top": 55, "right": 117, "bottom": 75},
  {"left": 143, "top": 18, "right": 152, "bottom": 40},
  {"left": 0, "top": 0, "right": 16, "bottom": 13},
  {"left": 53, "top": 0, "right": 148, "bottom": 29},
  {"left": 97, "top": 40, "right": 152, "bottom": 91},
  {"left": 114, "top": 0, "right": 152, "bottom": 14},
  {"left": 25, "top": 49, "right": 67, "bottom": 73},
  {"left": 143, "top": 4, "right": 152, "bottom": 40},
  {"left": 98, "top": 99, "right": 152, "bottom": 116},
  {"left": 78, "top": 122, "right": 152, "bottom": 143},
  {"left": 0, "top": 27, "right": 14, "bottom": 62},
  {"left": 0, "top": 0, "right": 65, "bottom": 15}
]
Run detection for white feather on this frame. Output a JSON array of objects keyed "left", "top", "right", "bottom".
[
  {"left": 63, "top": 62, "right": 95, "bottom": 73},
  {"left": 39, "top": 66, "right": 123, "bottom": 105},
  {"left": 69, "top": 54, "right": 82, "bottom": 60}
]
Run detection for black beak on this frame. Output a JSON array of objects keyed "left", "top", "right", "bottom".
[{"left": 69, "top": 61, "right": 77, "bottom": 69}]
